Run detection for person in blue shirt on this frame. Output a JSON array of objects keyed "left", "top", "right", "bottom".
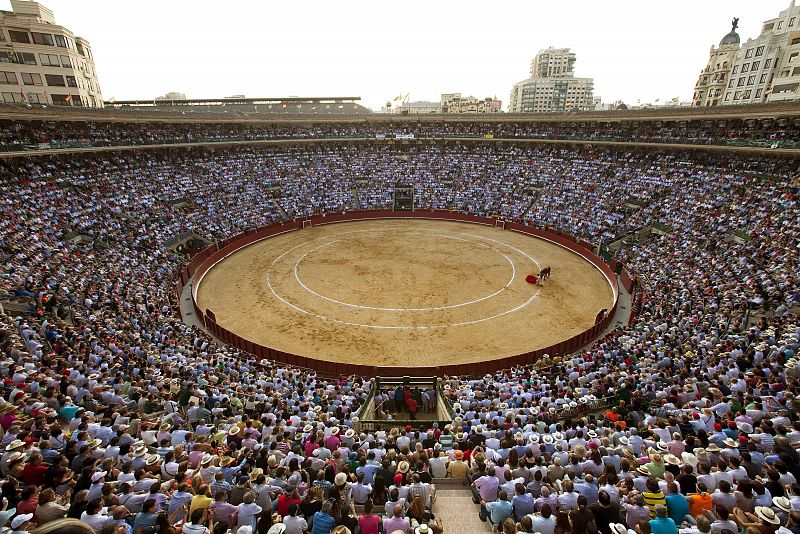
[
  {"left": 512, "top": 483, "right": 534, "bottom": 520},
  {"left": 484, "top": 490, "right": 513, "bottom": 527},
  {"left": 311, "top": 500, "right": 336, "bottom": 534},
  {"left": 665, "top": 482, "right": 690, "bottom": 526},
  {"left": 650, "top": 505, "right": 678, "bottom": 534}
]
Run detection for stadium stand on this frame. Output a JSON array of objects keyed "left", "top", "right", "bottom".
[{"left": 0, "top": 110, "right": 797, "bottom": 534}]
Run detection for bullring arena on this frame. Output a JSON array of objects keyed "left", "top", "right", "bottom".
[{"left": 194, "top": 217, "right": 616, "bottom": 367}]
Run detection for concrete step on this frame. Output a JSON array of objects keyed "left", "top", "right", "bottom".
[{"left": 434, "top": 487, "right": 494, "bottom": 533}]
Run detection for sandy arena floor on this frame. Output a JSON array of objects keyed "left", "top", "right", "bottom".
[{"left": 195, "top": 220, "right": 614, "bottom": 367}]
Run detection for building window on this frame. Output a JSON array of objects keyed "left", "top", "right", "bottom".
[
  {"left": 724, "top": 93, "right": 731, "bottom": 101},
  {"left": 45, "top": 74, "right": 65, "bottom": 86},
  {"left": 54, "top": 34, "right": 68, "bottom": 48},
  {"left": 765, "top": 59, "right": 772, "bottom": 69},
  {"left": 1, "top": 91, "right": 23, "bottom": 103},
  {"left": 732, "top": 65, "right": 738, "bottom": 74},
  {"left": 4, "top": 52, "right": 38, "bottom": 65},
  {"left": 760, "top": 73, "right": 768, "bottom": 84},
  {"left": 737, "top": 78, "right": 745, "bottom": 86},
  {"left": 60, "top": 56, "right": 71, "bottom": 68},
  {"left": 742, "top": 63, "right": 750, "bottom": 73},
  {"left": 39, "top": 54, "right": 60, "bottom": 67},
  {"left": 31, "top": 32, "right": 54, "bottom": 46},
  {"left": 744, "top": 90, "right": 752, "bottom": 98},
  {"left": 8, "top": 30, "right": 30, "bottom": 44},
  {"left": 0, "top": 71, "right": 16, "bottom": 84},
  {"left": 21, "top": 72, "right": 42, "bottom": 85},
  {"left": 790, "top": 17, "right": 796, "bottom": 27},
  {"left": 755, "top": 88, "right": 763, "bottom": 98},
  {"left": 75, "top": 42, "right": 85, "bottom": 56},
  {"left": 756, "top": 46, "right": 764, "bottom": 56},
  {"left": 751, "top": 61, "right": 760, "bottom": 70},
  {"left": 728, "top": 79, "right": 734, "bottom": 88},
  {"left": 777, "top": 21, "right": 783, "bottom": 30},
  {"left": 748, "top": 75, "right": 756, "bottom": 85},
  {"left": 65, "top": 75, "right": 77, "bottom": 87},
  {"left": 745, "top": 48, "right": 753, "bottom": 59},
  {"left": 25, "top": 92, "right": 45, "bottom": 104}
]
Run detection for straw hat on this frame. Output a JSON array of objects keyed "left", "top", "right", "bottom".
[
  {"left": 200, "top": 454, "right": 214, "bottom": 466},
  {"left": 145, "top": 454, "right": 160, "bottom": 466},
  {"left": 344, "top": 429, "right": 355, "bottom": 439},
  {"left": 681, "top": 452, "right": 698, "bottom": 467},
  {"left": 610, "top": 524, "right": 629, "bottom": 534},
  {"left": 723, "top": 438, "right": 737, "bottom": 448},
  {"left": 415, "top": 525, "right": 432, "bottom": 534},
  {"left": 303, "top": 424, "right": 313, "bottom": 434},
  {"left": 330, "top": 427, "right": 340, "bottom": 436},
  {"left": 706, "top": 443, "right": 720, "bottom": 452},
  {"left": 773, "top": 496, "right": 792, "bottom": 513},
  {"left": 249, "top": 468, "right": 264, "bottom": 482},
  {"left": 228, "top": 426, "right": 241, "bottom": 436},
  {"left": 664, "top": 454, "right": 681, "bottom": 466},
  {"left": 694, "top": 448, "right": 708, "bottom": 459},
  {"left": 219, "top": 457, "right": 234, "bottom": 467},
  {"left": 398, "top": 461, "right": 410, "bottom": 474},
  {"left": 5, "top": 440, "right": 24, "bottom": 451},
  {"left": 636, "top": 466, "right": 651, "bottom": 476},
  {"left": 334, "top": 472, "right": 348, "bottom": 486},
  {"left": 542, "top": 434, "right": 554, "bottom": 444},
  {"left": 755, "top": 506, "right": 780, "bottom": 525},
  {"left": 618, "top": 436, "right": 630, "bottom": 446}
]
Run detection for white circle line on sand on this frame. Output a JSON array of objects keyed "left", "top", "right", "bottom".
[
  {"left": 265, "top": 228, "right": 541, "bottom": 329},
  {"left": 292, "top": 232, "right": 516, "bottom": 312}
]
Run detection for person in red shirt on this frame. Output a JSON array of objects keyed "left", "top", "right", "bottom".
[
  {"left": 16, "top": 485, "right": 39, "bottom": 515},
  {"left": 22, "top": 453, "right": 48, "bottom": 487},
  {"left": 407, "top": 397, "right": 418, "bottom": 420},
  {"left": 277, "top": 488, "right": 301, "bottom": 517}
]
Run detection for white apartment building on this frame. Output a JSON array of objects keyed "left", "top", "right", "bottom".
[
  {"left": 508, "top": 48, "right": 595, "bottom": 113},
  {"left": 0, "top": 0, "right": 103, "bottom": 107},
  {"left": 722, "top": 0, "right": 800, "bottom": 105},
  {"left": 693, "top": 21, "right": 740, "bottom": 106}
]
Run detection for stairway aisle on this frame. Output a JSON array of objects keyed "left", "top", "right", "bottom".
[{"left": 434, "top": 485, "right": 494, "bottom": 533}]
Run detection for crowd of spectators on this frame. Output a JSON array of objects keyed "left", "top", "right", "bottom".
[
  {"left": 0, "top": 136, "right": 797, "bottom": 534},
  {"left": 0, "top": 118, "right": 798, "bottom": 152}
]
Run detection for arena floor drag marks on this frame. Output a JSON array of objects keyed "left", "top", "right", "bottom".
[{"left": 195, "top": 219, "right": 614, "bottom": 367}]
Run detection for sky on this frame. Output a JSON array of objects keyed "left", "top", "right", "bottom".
[{"left": 18, "top": 0, "right": 795, "bottom": 111}]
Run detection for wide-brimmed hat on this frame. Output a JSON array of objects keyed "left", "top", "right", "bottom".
[
  {"left": 415, "top": 525, "right": 432, "bottom": 534},
  {"left": 145, "top": 454, "right": 160, "bottom": 466},
  {"left": 228, "top": 426, "right": 241, "bottom": 436},
  {"left": 7, "top": 451, "right": 25, "bottom": 463},
  {"left": 0, "top": 508, "right": 15, "bottom": 528},
  {"left": 723, "top": 438, "right": 737, "bottom": 448},
  {"left": 330, "top": 427, "right": 340, "bottom": 436},
  {"left": 5, "top": 440, "right": 24, "bottom": 451},
  {"left": 344, "top": 428, "right": 355, "bottom": 438},
  {"left": 773, "top": 496, "right": 792, "bottom": 513},
  {"left": 664, "top": 454, "right": 681, "bottom": 466},
  {"left": 656, "top": 441, "right": 668, "bottom": 452},
  {"left": 200, "top": 453, "right": 214, "bottom": 466},
  {"left": 618, "top": 437, "right": 630, "bottom": 446},
  {"left": 249, "top": 468, "right": 264, "bottom": 482},
  {"left": 610, "top": 524, "right": 629, "bottom": 534},
  {"left": 736, "top": 422, "right": 754, "bottom": 434},
  {"left": 755, "top": 506, "right": 780, "bottom": 525},
  {"left": 398, "top": 461, "right": 410, "bottom": 473},
  {"left": 475, "top": 426, "right": 484, "bottom": 435},
  {"left": 334, "top": 472, "right": 348, "bottom": 486},
  {"left": 220, "top": 456, "right": 234, "bottom": 467},
  {"left": 331, "top": 526, "right": 351, "bottom": 534},
  {"left": 706, "top": 443, "right": 721, "bottom": 452},
  {"left": 681, "top": 452, "right": 698, "bottom": 467},
  {"left": 542, "top": 434, "right": 554, "bottom": 444},
  {"left": 636, "top": 466, "right": 650, "bottom": 476}
]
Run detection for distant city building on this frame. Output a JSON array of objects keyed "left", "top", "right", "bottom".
[
  {"left": 394, "top": 100, "right": 439, "bottom": 114},
  {"left": 0, "top": 0, "right": 103, "bottom": 107},
  {"left": 156, "top": 91, "right": 187, "bottom": 100},
  {"left": 693, "top": 19, "right": 741, "bottom": 106},
  {"left": 508, "top": 48, "right": 594, "bottom": 113},
  {"left": 717, "top": 1, "right": 800, "bottom": 105},
  {"left": 439, "top": 93, "right": 502, "bottom": 113}
]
